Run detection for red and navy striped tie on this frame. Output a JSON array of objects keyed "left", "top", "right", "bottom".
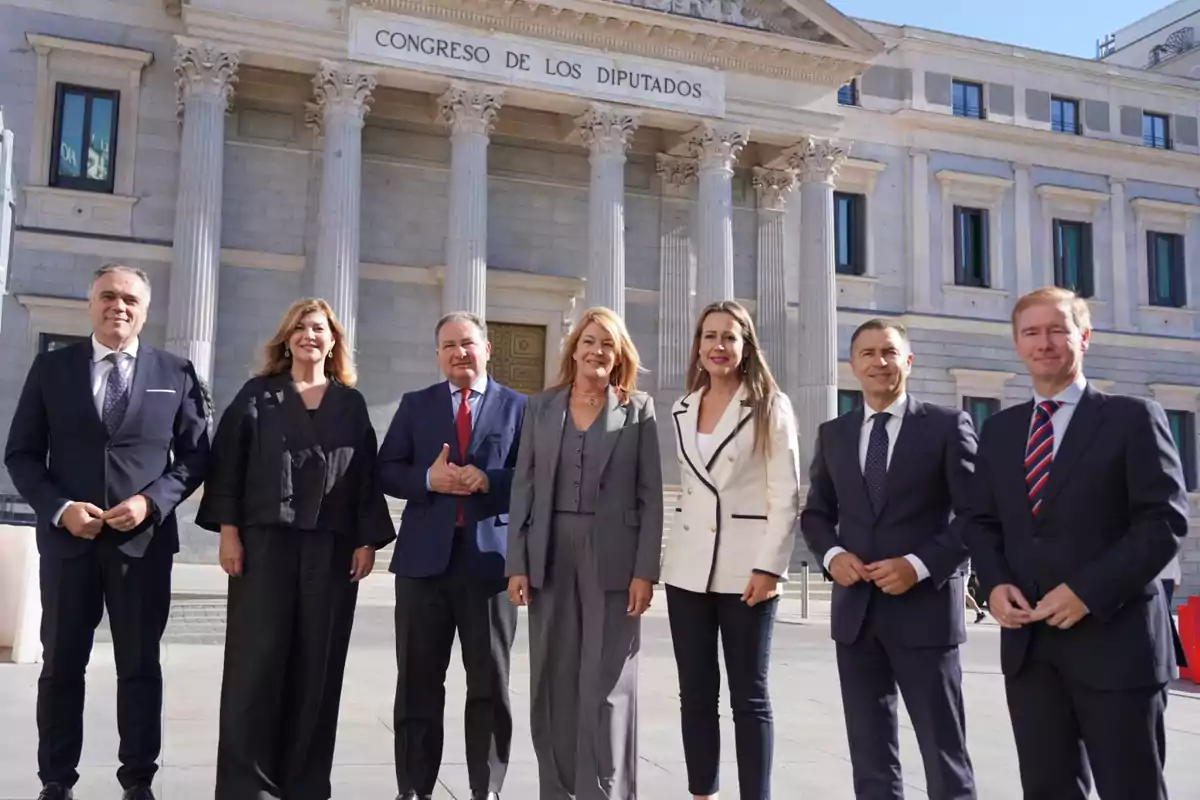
[{"left": 1025, "top": 400, "right": 1062, "bottom": 516}]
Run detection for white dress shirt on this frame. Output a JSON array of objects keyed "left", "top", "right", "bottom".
[
  {"left": 1031, "top": 373, "right": 1087, "bottom": 458},
  {"left": 91, "top": 335, "right": 139, "bottom": 416},
  {"left": 426, "top": 373, "right": 489, "bottom": 490},
  {"left": 822, "top": 393, "right": 931, "bottom": 583},
  {"left": 53, "top": 336, "right": 139, "bottom": 527}
]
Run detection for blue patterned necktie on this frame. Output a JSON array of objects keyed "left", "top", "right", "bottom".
[
  {"left": 864, "top": 411, "right": 891, "bottom": 512},
  {"left": 102, "top": 352, "right": 130, "bottom": 435}
]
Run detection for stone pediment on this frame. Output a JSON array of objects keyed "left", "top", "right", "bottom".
[{"left": 608, "top": 0, "right": 878, "bottom": 50}]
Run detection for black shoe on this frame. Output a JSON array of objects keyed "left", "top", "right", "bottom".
[
  {"left": 397, "top": 794, "right": 432, "bottom": 800},
  {"left": 37, "top": 785, "right": 73, "bottom": 800},
  {"left": 975, "top": 611, "right": 987, "bottom": 624},
  {"left": 473, "top": 794, "right": 500, "bottom": 800},
  {"left": 122, "top": 785, "right": 156, "bottom": 800}
]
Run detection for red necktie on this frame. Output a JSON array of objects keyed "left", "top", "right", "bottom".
[{"left": 455, "top": 387, "right": 471, "bottom": 525}]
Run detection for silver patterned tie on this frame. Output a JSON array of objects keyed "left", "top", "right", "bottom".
[{"left": 102, "top": 352, "right": 130, "bottom": 435}]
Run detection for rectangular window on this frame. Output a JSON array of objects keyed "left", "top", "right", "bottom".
[
  {"left": 952, "top": 80, "right": 985, "bottom": 119},
  {"left": 1166, "top": 410, "right": 1197, "bottom": 492},
  {"left": 953, "top": 206, "right": 990, "bottom": 287},
  {"left": 837, "top": 80, "right": 858, "bottom": 106},
  {"left": 1051, "top": 97, "right": 1081, "bottom": 134},
  {"left": 1147, "top": 231, "right": 1187, "bottom": 308},
  {"left": 1143, "top": 112, "right": 1171, "bottom": 149},
  {"left": 963, "top": 396, "right": 1001, "bottom": 434},
  {"left": 38, "top": 333, "right": 88, "bottom": 353},
  {"left": 50, "top": 84, "right": 118, "bottom": 193},
  {"left": 1053, "top": 220, "right": 1094, "bottom": 298},
  {"left": 834, "top": 192, "right": 866, "bottom": 276},
  {"left": 837, "top": 389, "right": 864, "bottom": 416}
]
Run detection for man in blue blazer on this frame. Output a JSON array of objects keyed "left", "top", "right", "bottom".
[
  {"left": 5, "top": 264, "right": 210, "bottom": 800},
  {"left": 801, "top": 319, "right": 977, "bottom": 800},
  {"left": 379, "top": 311, "right": 526, "bottom": 800},
  {"left": 968, "top": 287, "right": 1188, "bottom": 800}
]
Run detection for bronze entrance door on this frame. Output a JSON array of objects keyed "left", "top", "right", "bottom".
[{"left": 488, "top": 322, "right": 547, "bottom": 396}]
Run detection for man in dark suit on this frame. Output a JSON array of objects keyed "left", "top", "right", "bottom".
[
  {"left": 967, "top": 287, "right": 1188, "bottom": 800},
  {"left": 378, "top": 311, "right": 527, "bottom": 800},
  {"left": 5, "top": 264, "right": 210, "bottom": 800},
  {"left": 801, "top": 319, "right": 978, "bottom": 800}
]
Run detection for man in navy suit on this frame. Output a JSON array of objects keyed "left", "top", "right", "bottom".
[
  {"left": 801, "top": 319, "right": 977, "bottom": 800},
  {"left": 967, "top": 287, "right": 1188, "bottom": 800},
  {"left": 5, "top": 264, "right": 210, "bottom": 800},
  {"left": 379, "top": 311, "right": 526, "bottom": 800}
]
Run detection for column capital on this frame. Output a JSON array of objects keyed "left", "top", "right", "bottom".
[
  {"left": 305, "top": 61, "right": 377, "bottom": 134},
  {"left": 686, "top": 122, "right": 748, "bottom": 172},
  {"left": 576, "top": 104, "right": 638, "bottom": 157},
  {"left": 174, "top": 37, "right": 239, "bottom": 116},
  {"left": 656, "top": 153, "right": 698, "bottom": 188},
  {"left": 1109, "top": 176, "right": 1127, "bottom": 192},
  {"left": 439, "top": 82, "right": 503, "bottom": 136},
  {"left": 785, "top": 137, "right": 849, "bottom": 185},
  {"left": 752, "top": 166, "right": 797, "bottom": 211}
]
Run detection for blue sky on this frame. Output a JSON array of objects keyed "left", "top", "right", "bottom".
[{"left": 828, "top": 1, "right": 1167, "bottom": 59}]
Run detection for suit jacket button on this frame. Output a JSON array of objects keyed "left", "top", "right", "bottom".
[
  {"left": 687, "top": 487, "right": 693, "bottom": 494},
  {"left": 710, "top": 525, "right": 717, "bottom": 532},
  {"left": 728, "top": 455, "right": 734, "bottom": 462},
  {"left": 683, "top": 524, "right": 690, "bottom": 531}
]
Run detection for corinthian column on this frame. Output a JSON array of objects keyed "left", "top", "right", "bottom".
[
  {"left": 786, "top": 137, "right": 848, "bottom": 471},
  {"left": 687, "top": 123, "right": 748, "bottom": 308},
  {"left": 753, "top": 166, "right": 796, "bottom": 391},
  {"left": 577, "top": 104, "right": 637, "bottom": 317},
  {"left": 167, "top": 38, "right": 239, "bottom": 384},
  {"left": 439, "top": 82, "right": 502, "bottom": 319},
  {"left": 655, "top": 153, "right": 698, "bottom": 391},
  {"left": 306, "top": 61, "right": 375, "bottom": 353}
]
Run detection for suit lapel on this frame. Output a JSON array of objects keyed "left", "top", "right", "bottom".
[
  {"left": 877, "top": 397, "right": 926, "bottom": 517},
  {"left": 837, "top": 407, "right": 873, "bottom": 513},
  {"left": 596, "top": 387, "right": 632, "bottom": 478},
  {"left": 435, "top": 382, "right": 462, "bottom": 463},
  {"left": 1001, "top": 401, "right": 1037, "bottom": 537},
  {"left": 112, "top": 344, "right": 150, "bottom": 439},
  {"left": 70, "top": 343, "right": 105, "bottom": 432},
  {"left": 1037, "top": 386, "right": 1104, "bottom": 514},
  {"left": 467, "top": 378, "right": 503, "bottom": 458},
  {"left": 541, "top": 387, "right": 570, "bottom": 492},
  {"left": 673, "top": 392, "right": 716, "bottom": 494}
]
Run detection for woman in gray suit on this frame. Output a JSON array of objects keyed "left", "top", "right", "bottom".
[{"left": 507, "top": 306, "right": 664, "bottom": 800}]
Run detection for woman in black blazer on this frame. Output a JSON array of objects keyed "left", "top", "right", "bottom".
[{"left": 197, "top": 298, "right": 394, "bottom": 800}]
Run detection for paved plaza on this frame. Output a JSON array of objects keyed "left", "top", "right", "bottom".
[{"left": 1, "top": 565, "right": 1199, "bottom": 799}]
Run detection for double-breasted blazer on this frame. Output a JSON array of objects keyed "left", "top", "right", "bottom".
[
  {"left": 506, "top": 386, "right": 664, "bottom": 592},
  {"left": 662, "top": 384, "right": 801, "bottom": 594}
]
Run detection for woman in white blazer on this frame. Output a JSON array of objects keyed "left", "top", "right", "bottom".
[{"left": 661, "top": 300, "right": 800, "bottom": 800}]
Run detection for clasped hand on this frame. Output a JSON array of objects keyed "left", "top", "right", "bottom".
[
  {"left": 61, "top": 494, "right": 151, "bottom": 539},
  {"left": 989, "top": 583, "right": 1089, "bottom": 630},
  {"left": 828, "top": 552, "right": 918, "bottom": 596},
  {"left": 429, "top": 443, "right": 488, "bottom": 495}
]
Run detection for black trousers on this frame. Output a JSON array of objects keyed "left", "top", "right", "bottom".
[
  {"left": 393, "top": 536, "right": 517, "bottom": 796},
  {"left": 835, "top": 605, "right": 975, "bottom": 800},
  {"left": 37, "top": 542, "right": 172, "bottom": 789},
  {"left": 1006, "top": 635, "right": 1168, "bottom": 800},
  {"left": 214, "top": 527, "right": 359, "bottom": 800},
  {"left": 665, "top": 585, "right": 777, "bottom": 800}
]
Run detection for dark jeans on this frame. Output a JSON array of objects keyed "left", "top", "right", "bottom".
[{"left": 666, "top": 585, "right": 778, "bottom": 800}]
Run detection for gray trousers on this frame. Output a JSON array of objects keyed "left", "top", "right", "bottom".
[{"left": 528, "top": 512, "right": 641, "bottom": 800}]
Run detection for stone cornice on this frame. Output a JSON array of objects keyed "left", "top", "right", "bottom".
[{"left": 354, "top": 0, "right": 867, "bottom": 84}]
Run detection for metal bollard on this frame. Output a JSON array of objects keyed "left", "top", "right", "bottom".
[{"left": 801, "top": 560, "right": 809, "bottom": 620}]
